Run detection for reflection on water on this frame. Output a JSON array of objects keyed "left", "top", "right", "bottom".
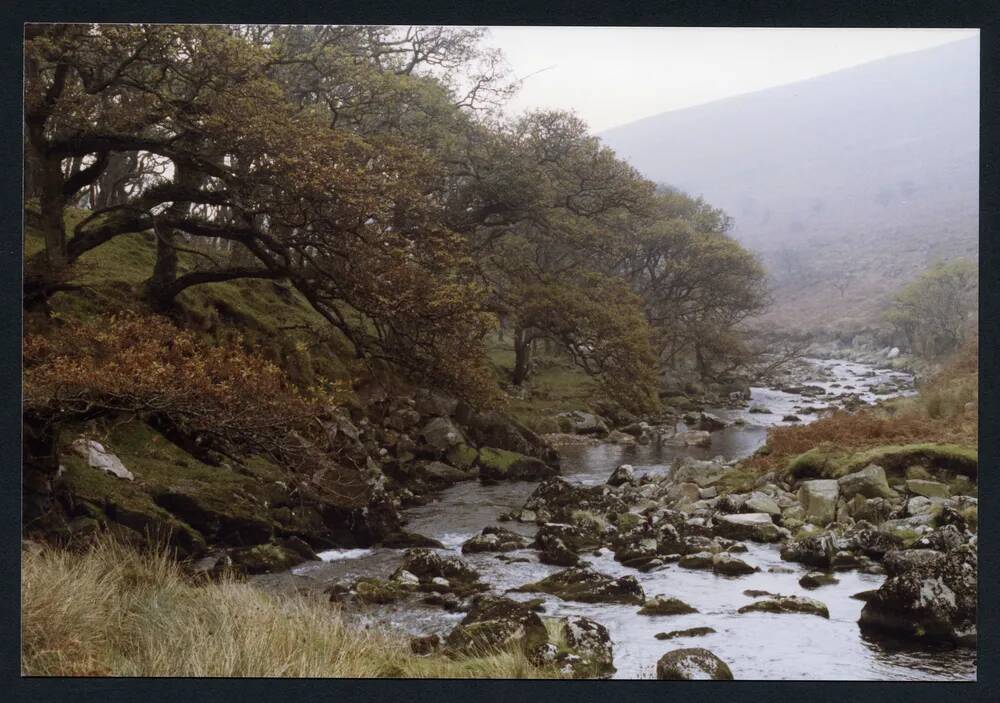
[{"left": 257, "top": 359, "right": 975, "bottom": 680}]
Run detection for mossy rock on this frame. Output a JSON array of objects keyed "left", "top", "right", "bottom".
[
  {"left": 445, "top": 444, "right": 479, "bottom": 470},
  {"left": 516, "top": 567, "right": 644, "bottom": 605},
  {"left": 228, "top": 542, "right": 303, "bottom": 575},
  {"left": 477, "top": 447, "right": 557, "bottom": 482},
  {"left": 738, "top": 595, "right": 829, "bottom": 618},
  {"left": 788, "top": 443, "right": 977, "bottom": 482},
  {"left": 58, "top": 450, "right": 206, "bottom": 555},
  {"left": 354, "top": 577, "right": 409, "bottom": 604},
  {"left": 639, "top": 596, "right": 699, "bottom": 616}
]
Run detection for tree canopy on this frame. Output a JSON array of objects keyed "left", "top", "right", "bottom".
[{"left": 25, "top": 23, "right": 771, "bottom": 413}]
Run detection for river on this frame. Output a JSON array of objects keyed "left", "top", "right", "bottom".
[{"left": 254, "top": 358, "right": 977, "bottom": 680}]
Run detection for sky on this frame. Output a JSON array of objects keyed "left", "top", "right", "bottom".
[{"left": 484, "top": 27, "right": 978, "bottom": 132}]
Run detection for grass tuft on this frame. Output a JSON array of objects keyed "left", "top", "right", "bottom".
[{"left": 21, "top": 539, "right": 565, "bottom": 678}]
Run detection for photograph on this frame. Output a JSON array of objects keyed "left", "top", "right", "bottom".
[{"left": 21, "top": 22, "right": 979, "bottom": 681}]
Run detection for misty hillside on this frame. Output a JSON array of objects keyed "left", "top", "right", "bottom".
[{"left": 601, "top": 37, "right": 979, "bottom": 336}]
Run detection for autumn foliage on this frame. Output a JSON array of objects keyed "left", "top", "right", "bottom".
[{"left": 23, "top": 314, "right": 332, "bottom": 462}]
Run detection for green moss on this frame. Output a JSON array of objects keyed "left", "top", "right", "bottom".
[
  {"left": 57, "top": 421, "right": 288, "bottom": 548},
  {"left": 354, "top": 577, "right": 408, "bottom": 604},
  {"left": 785, "top": 442, "right": 977, "bottom": 482},
  {"left": 614, "top": 512, "right": 643, "bottom": 531},
  {"left": 477, "top": 447, "right": 521, "bottom": 474},
  {"left": 715, "top": 465, "right": 765, "bottom": 494},
  {"left": 787, "top": 445, "right": 841, "bottom": 480},
  {"left": 445, "top": 444, "right": 479, "bottom": 470},
  {"left": 841, "top": 444, "right": 978, "bottom": 478},
  {"left": 59, "top": 448, "right": 205, "bottom": 552}
]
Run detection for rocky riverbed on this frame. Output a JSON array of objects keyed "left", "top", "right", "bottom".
[{"left": 253, "top": 358, "right": 976, "bottom": 680}]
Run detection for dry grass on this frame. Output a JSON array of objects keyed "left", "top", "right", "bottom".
[
  {"left": 741, "top": 345, "right": 977, "bottom": 479},
  {"left": 21, "top": 539, "right": 563, "bottom": 678}
]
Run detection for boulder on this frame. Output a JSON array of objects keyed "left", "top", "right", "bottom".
[
  {"left": 415, "top": 390, "right": 459, "bottom": 417},
  {"left": 850, "top": 529, "right": 903, "bottom": 559},
  {"left": 557, "top": 411, "right": 610, "bottom": 437},
  {"left": 654, "top": 627, "right": 716, "bottom": 640},
  {"left": 742, "top": 492, "right": 781, "bottom": 517},
  {"left": 462, "top": 410, "right": 559, "bottom": 465},
  {"left": 798, "top": 480, "right": 840, "bottom": 525},
  {"left": 354, "top": 577, "right": 409, "bottom": 604},
  {"left": 605, "top": 430, "right": 636, "bottom": 444},
  {"left": 696, "top": 413, "right": 728, "bottom": 432},
  {"left": 444, "top": 595, "right": 548, "bottom": 657},
  {"left": 656, "top": 648, "right": 734, "bottom": 680},
  {"left": 537, "top": 533, "right": 581, "bottom": 567},
  {"left": 837, "top": 465, "right": 896, "bottom": 500},
  {"left": 394, "top": 548, "right": 481, "bottom": 585},
  {"left": 523, "top": 478, "right": 628, "bottom": 523},
  {"left": 799, "top": 571, "right": 839, "bottom": 589},
  {"left": 535, "top": 522, "right": 603, "bottom": 552},
  {"left": 712, "top": 552, "right": 758, "bottom": 576},
  {"left": 477, "top": 447, "right": 557, "bottom": 482},
  {"left": 713, "top": 513, "right": 782, "bottom": 543},
  {"left": 445, "top": 444, "right": 479, "bottom": 470},
  {"left": 557, "top": 616, "right": 616, "bottom": 678},
  {"left": 226, "top": 542, "right": 303, "bottom": 575},
  {"left": 738, "top": 595, "right": 830, "bottom": 618},
  {"left": 420, "top": 461, "right": 473, "bottom": 484},
  {"left": 667, "top": 482, "right": 701, "bottom": 504},
  {"left": 911, "top": 524, "right": 966, "bottom": 552},
  {"left": 906, "top": 479, "right": 950, "bottom": 499},
  {"left": 607, "top": 464, "right": 636, "bottom": 487},
  {"left": 461, "top": 526, "right": 530, "bottom": 554},
  {"left": 673, "top": 430, "right": 712, "bottom": 448},
  {"left": 515, "top": 567, "right": 645, "bottom": 605},
  {"left": 905, "top": 496, "right": 938, "bottom": 516},
  {"left": 678, "top": 552, "right": 715, "bottom": 570},
  {"left": 420, "top": 417, "right": 466, "bottom": 451},
  {"left": 859, "top": 544, "right": 976, "bottom": 646},
  {"left": 613, "top": 536, "right": 660, "bottom": 570},
  {"left": 379, "top": 531, "right": 445, "bottom": 549},
  {"left": 670, "top": 458, "right": 731, "bottom": 487},
  {"left": 780, "top": 533, "right": 840, "bottom": 568},
  {"left": 639, "top": 595, "right": 699, "bottom": 615}
]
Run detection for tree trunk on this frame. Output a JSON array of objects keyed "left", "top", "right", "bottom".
[
  {"left": 145, "top": 217, "right": 180, "bottom": 311},
  {"left": 37, "top": 155, "right": 69, "bottom": 269},
  {"left": 512, "top": 326, "right": 533, "bottom": 386},
  {"left": 144, "top": 164, "right": 197, "bottom": 311}
]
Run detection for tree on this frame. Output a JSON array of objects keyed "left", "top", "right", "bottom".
[
  {"left": 619, "top": 187, "right": 769, "bottom": 381},
  {"left": 886, "top": 259, "right": 977, "bottom": 359},
  {"left": 445, "top": 110, "right": 662, "bottom": 412}
]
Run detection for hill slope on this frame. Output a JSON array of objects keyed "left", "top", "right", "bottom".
[{"left": 601, "top": 37, "right": 979, "bottom": 335}]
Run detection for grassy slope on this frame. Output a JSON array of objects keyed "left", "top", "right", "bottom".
[
  {"left": 22, "top": 539, "right": 562, "bottom": 678},
  {"left": 27, "top": 216, "right": 356, "bottom": 386},
  {"left": 488, "top": 340, "right": 600, "bottom": 434}
]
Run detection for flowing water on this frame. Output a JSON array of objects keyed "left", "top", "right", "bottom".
[{"left": 255, "top": 358, "right": 977, "bottom": 680}]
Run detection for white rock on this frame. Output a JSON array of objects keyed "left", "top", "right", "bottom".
[{"left": 71, "top": 439, "right": 134, "bottom": 481}]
